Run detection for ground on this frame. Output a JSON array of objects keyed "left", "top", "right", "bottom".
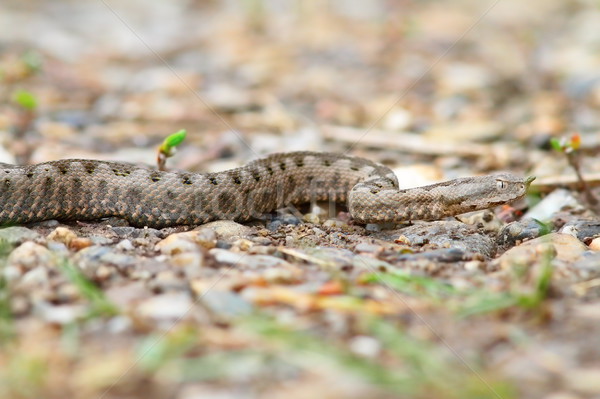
[{"left": 1, "top": 1, "right": 600, "bottom": 399}]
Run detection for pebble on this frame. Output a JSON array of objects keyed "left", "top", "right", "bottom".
[
  {"left": 495, "top": 233, "right": 588, "bottom": 271},
  {"left": 20, "top": 266, "right": 50, "bottom": 288},
  {"left": 199, "top": 221, "right": 254, "bottom": 240},
  {"left": 525, "top": 189, "right": 583, "bottom": 221},
  {"left": 303, "top": 213, "right": 321, "bottom": 224},
  {"left": 349, "top": 335, "right": 381, "bottom": 358},
  {"left": 73, "top": 246, "right": 138, "bottom": 272},
  {"left": 497, "top": 218, "right": 550, "bottom": 249},
  {"left": 267, "top": 214, "right": 301, "bottom": 231},
  {"left": 464, "top": 260, "right": 484, "bottom": 271},
  {"left": 199, "top": 290, "right": 253, "bottom": 318},
  {"left": 383, "top": 221, "right": 496, "bottom": 258},
  {"left": 6, "top": 242, "right": 54, "bottom": 274},
  {"left": 88, "top": 235, "right": 114, "bottom": 246},
  {"left": 396, "top": 248, "right": 467, "bottom": 263},
  {"left": 262, "top": 267, "right": 298, "bottom": 284},
  {"left": 456, "top": 210, "right": 503, "bottom": 233},
  {"left": 148, "top": 270, "right": 188, "bottom": 292},
  {"left": 571, "top": 252, "right": 600, "bottom": 281},
  {"left": 565, "top": 368, "right": 600, "bottom": 394},
  {"left": 169, "top": 252, "right": 205, "bottom": 270},
  {"left": 323, "top": 219, "right": 349, "bottom": 228},
  {"left": 0, "top": 227, "right": 40, "bottom": 245},
  {"left": 354, "top": 242, "right": 382, "bottom": 254},
  {"left": 560, "top": 220, "right": 600, "bottom": 244},
  {"left": 137, "top": 292, "right": 194, "bottom": 321},
  {"left": 47, "top": 227, "right": 77, "bottom": 245},
  {"left": 116, "top": 239, "right": 135, "bottom": 251},
  {"left": 212, "top": 249, "right": 293, "bottom": 270},
  {"left": 155, "top": 229, "right": 216, "bottom": 255},
  {"left": 35, "top": 303, "right": 87, "bottom": 325}
]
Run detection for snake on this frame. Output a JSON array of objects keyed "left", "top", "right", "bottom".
[{"left": 0, "top": 151, "right": 534, "bottom": 228}]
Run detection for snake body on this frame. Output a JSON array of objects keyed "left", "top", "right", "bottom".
[{"left": 0, "top": 151, "right": 532, "bottom": 228}]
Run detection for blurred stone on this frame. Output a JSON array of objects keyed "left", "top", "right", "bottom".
[
  {"left": 525, "top": 189, "right": 583, "bottom": 221},
  {"left": 496, "top": 233, "right": 587, "bottom": 271},
  {"left": 560, "top": 220, "right": 600, "bottom": 244},
  {"left": 497, "top": 219, "right": 550, "bottom": 249},
  {"left": 0, "top": 227, "right": 40, "bottom": 245}
]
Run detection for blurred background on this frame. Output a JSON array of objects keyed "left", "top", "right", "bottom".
[{"left": 2, "top": 0, "right": 599, "bottom": 176}]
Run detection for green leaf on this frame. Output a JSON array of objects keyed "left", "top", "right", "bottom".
[
  {"left": 12, "top": 90, "right": 38, "bottom": 111},
  {"left": 159, "top": 129, "right": 187, "bottom": 157},
  {"left": 549, "top": 138, "right": 563, "bottom": 152},
  {"left": 164, "top": 129, "right": 187, "bottom": 148}
]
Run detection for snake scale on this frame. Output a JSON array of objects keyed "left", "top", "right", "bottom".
[{"left": 0, "top": 151, "right": 534, "bottom": 228}]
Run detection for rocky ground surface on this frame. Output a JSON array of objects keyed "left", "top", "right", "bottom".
[{"left": 2, "top": 1, "right": 600, "bottom": 399}]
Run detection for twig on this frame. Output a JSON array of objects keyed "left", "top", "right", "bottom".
[{"left": 321, "top": 125, "right": 497, "bottom": 158}]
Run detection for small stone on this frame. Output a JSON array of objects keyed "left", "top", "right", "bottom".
[
  {"left": 464, "top": 260, "right": 484, "bottom": 271},
  {"left": 457, "top": 210, "right": 502, "bottom": 233},
  {"left": 155, "top": 230, "right": 214, "bottom": 255},
  {"left": 496, "top": 233, "right": 587, "bottom": 270},
  {"left": 88, "top": 235, "right": 114, "bottom": 246},
  {"left": 199, "top": 221, "right": 253, "bottom": 240},
  {"left": 7, "top": 242, "right": 54, "bottom": 272},
  {"left": 232, "top": 238, "right": 253, "bottom": 251},
  {"left": 560, "top": 220, "right": 600, "bottom": 245},
  {"left": 194, "top": 228, "right": 218, "bottom": 249},
  {"left": 247, "top": 245, "right": 275, "bottom": 255},
  {"left": 69, "top": 237, "right": 93, "bottom": 251},
  {"left": 0, "top": 227, "right": 40, "bottom": 245},
  {"left": 263, "top": 267, "right": 296, "bottom": 284},
  {"left": 74, "top": 246, "right": 137, "bottom": 272},
  {"left": 210, "top": 248, "right": 245, "bottom": 265},
  {"left": 354, "top": 242, "right": 381, "bottom": 254},
  {"left": 20, "top": 266, "right": 50, "bottom": 288},
  {"left": 170, "top": 252, "right": 204, "bottom": 269},
  {"left": 137, "top": 292, "right": 194, "bottom": 321},
  {"left": 209, "top": 249, "right": 292, "bottom": 269},
  {"left": 116, "top": 239, "right": 134, "bottom": 251},
  {"left": 303, "top": 213, "right": 321, "bottom": 224},
  {"left": 349, "top": 335, "right": 381, "bottom": 358},
  {"left": 323, "top": 219, "right": 348, "bottom": 228},
  {"left": 525, "top": 188, "right": 583, "bottom": 221},
  {"left": 36, "top": 303, "right": 86, "bottom": 325},
  {"left": 565, "top": 368, "right": 600, "bottom": 394},
  {"left": 47, "top": 227, "right": 78, "bottom": 245},
  {"left": 497, "top": 219, "right": 550, "bottom": 249},
  {"left": 199, "top": 290, "right": 253, "bottom": 318},
  {"left": 387, "top": 221, "right": 496, "bottom": 258},
  {"left": 96, "top": 265, "right": 114, "bottom": 281},
  {"left": 365, "top": 224, "right": 382, "bottom": 232}
]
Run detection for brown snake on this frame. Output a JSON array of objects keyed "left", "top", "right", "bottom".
[{"left": 0, "top": 151, "right": 534, "bottom": 228}]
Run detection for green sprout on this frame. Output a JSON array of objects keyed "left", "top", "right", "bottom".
[
  {"left": 157, "top": 129, "right": 187, "bottom": 171},
  {"left": 12, "top": 89, "right": 38, "bottom": 111}
]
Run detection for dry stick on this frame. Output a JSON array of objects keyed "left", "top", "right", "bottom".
[
  {"left": 531, "top": 173, "right": 600, "bottom": 193},
  {"left": 566, "top": 151, "right": 598, "bottom": 205},
  {"left": 321, "top": 125, "right": 496, "bottom": 158}
]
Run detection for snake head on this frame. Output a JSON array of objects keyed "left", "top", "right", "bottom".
[
  {"left": 487, "top": 173, "right": 535, "bottom": 206},
  {"left": 451, "top": 172, "right": 535, "bottom": 213}
]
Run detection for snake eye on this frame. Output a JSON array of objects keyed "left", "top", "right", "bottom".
[{"left": 496, "top": 180, "right": 507, "bottom": 190}]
